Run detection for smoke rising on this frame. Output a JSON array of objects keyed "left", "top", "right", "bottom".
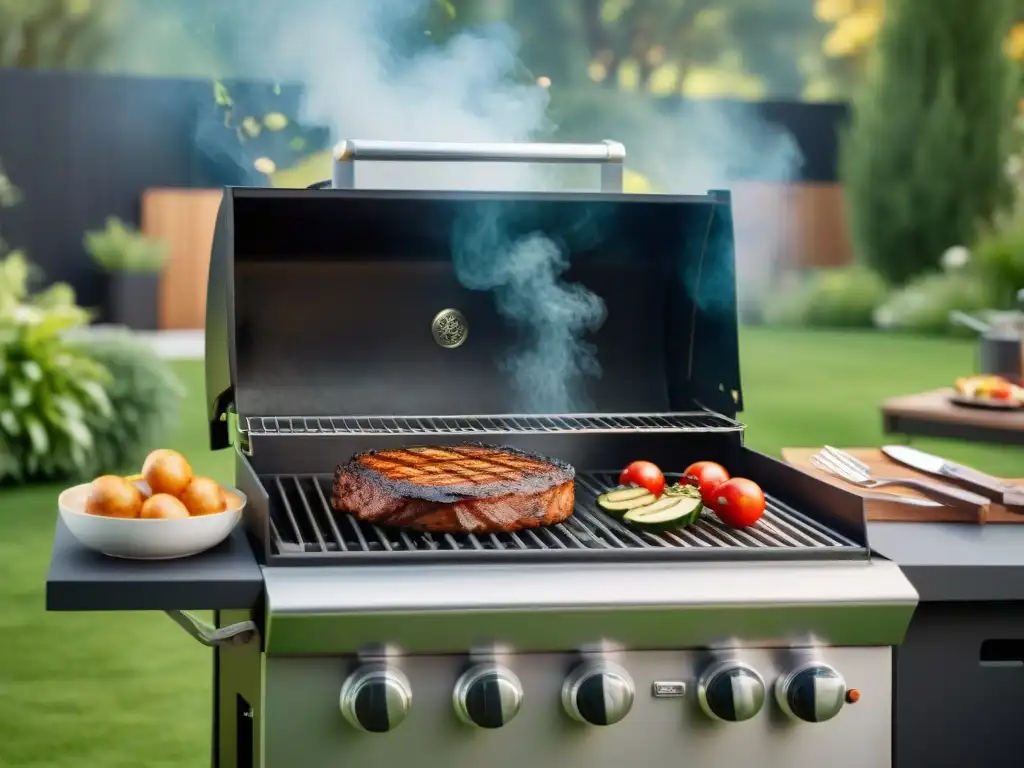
[
  {"left": 193, "top": 0, "right": 802, "bottom": 409},
  {"left": 452, "top": 208, "right": 606, "bottom": 412}
]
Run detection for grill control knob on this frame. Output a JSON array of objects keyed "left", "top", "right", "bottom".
[
  {"left": 562, "top": 661, "right": 635, "bottom": 726},
  {"left": 339, "top": 666, "right": 412, "bottom": 733},
  {"left": 774, "top": 663, "right": 847, "bottom": 723},
  {"left": 697, "top": 661, "right": 766, "bottom": 723},
  {"left": 453, "top": 664, "right": 524, "bottom": 729}
]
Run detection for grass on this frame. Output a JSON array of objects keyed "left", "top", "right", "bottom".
[{"left": 1, "top": 327, "right": 1021, "bottom": 767}]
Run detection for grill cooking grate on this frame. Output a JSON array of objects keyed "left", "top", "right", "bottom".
[
  {"left": 244, "top": 412, "right": 742, "bottom": 438},
  {"left": 260, "top": 471, "right": 861, "bottom": 563}
]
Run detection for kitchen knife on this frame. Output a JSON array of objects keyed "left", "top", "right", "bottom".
[{"left": 882, "top": 445, "right": 1024, "bottom": 508}]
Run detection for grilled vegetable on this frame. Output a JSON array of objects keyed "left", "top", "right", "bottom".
[
  {"left": 623, "top": 487, "right": 703, "bottom": 530},
  {"left": 682, "top": 461, "right": 730, "bottom": 502},
  {"left": 709, "top": 478, "right": 765, "bottom": 529},
  {"left": 618, "top": 461, "right": 666, "bottom": 497},
  {"left": 597, "top": 486, "right": 656, "bottom": 513}
]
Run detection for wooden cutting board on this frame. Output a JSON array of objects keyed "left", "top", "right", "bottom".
[{"left": 782, "top": 447, "right": 1024, "bottom": 524}]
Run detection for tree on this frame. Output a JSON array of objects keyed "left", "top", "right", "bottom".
[
  {"left": 0, "top": 0, "right": 122, "bottom": 69},
  {"left": 543, "top": 0, "right": 820, "bottom": 99},
  {"left": 840, "top": 0, "right": 1017, "bottom": 285},
  {"left": 812, "top": 0, "right": 883, "bottom": 96}
]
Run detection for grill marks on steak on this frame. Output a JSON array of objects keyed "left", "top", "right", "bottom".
[{"left": 331, "top": 443, "right": 576, "bottom": 534}]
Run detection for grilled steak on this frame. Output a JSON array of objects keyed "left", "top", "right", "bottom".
[{"left": 331, "top": 443, "right": 575, "bottom": 534}]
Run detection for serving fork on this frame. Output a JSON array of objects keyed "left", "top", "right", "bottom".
[{"left": 810, "top": 446, "right": 990, "bottom": 512}]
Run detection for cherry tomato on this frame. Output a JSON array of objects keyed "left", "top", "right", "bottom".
[
  {"left": 619, "top": 461, "right": 666, "bottom": 497},
  {"left": 682, "top": 461, "right": 731, "bottom": 503},
  {"left": 710, "top": 478, "right": 766, "bottom": 529}
]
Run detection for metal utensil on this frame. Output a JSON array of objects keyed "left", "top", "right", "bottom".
[
  {"left": 810, "top": 446, "right": 989, "bottom": 512},
  {"left": 882, "top": 445, "right": 1024, "bottom": 509}
]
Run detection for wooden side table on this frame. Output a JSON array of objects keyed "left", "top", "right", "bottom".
[{"left": 882, "top": 388, "right": 1024, "bottom": 445}]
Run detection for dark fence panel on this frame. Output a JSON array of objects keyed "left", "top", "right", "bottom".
[
  {"left": 756, "top": 100, "right": 849, "bottom": 183},
  {"left": 652, "top": 97, "right": 850, "bottom": 184},
  {"left": 0, "top": 69, "right": 327, "bottom": 312}
]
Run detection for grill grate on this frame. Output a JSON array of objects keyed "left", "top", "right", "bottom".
[
  {"left": 260, "top": 471, "right": 861, "bottom": 563},
  {"left": 244, "top": 412, "right": 743, "bottom": 438}
]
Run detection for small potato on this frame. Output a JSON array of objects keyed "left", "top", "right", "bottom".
[
  {"left": 142, "top": 449, "right": 193, "bottom": 496},
  {"left": 140, "top": 493, "right": 190, "bottom": 520},
  {"left": 179, "top": 476, "right": 226, "bottom": 517},
  {"left": 86, "top": 475, "right": 144, "bottom": 518},
  {"left": 223, "top": 490, "right": 244, "bottom": 511}
]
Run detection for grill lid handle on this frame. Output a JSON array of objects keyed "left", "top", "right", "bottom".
[{"left": 330, "top": 139, "right": 626, "bottom": 191}]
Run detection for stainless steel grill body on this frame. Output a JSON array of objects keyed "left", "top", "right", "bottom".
[
  {"left": 217, "top": 635, "right": 893, "bottom": 768},
  {"left": 201, "top": 140, "right": 917, "bottom": 768}
]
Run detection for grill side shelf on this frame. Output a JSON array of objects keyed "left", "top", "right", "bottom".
[{"left": 254, "top": 470, "right": 864, "bottom": 565}]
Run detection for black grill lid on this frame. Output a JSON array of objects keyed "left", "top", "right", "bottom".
[{"left": 205, "top": 187, "right": 741, "bottom": 450}]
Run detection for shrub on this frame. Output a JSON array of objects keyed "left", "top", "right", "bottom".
[
  {"left": 0, "top": 253, "right": 112, "bottom": 483},
  {"left": 0, "top": 252, "right": 185, "bottom": 483},
  {"left": 764, "top": 265, "right": 891, "bottom": 329},
  {"left": 77, "top": 334, "right": 185, "bottom": 475},
  {"left": 873, "top": 270, "right": 998, "bottom": 336},
  {"left": 84, "top": 217, "right": 168, "bottom": 273},
  {"left": 971, "top": 226, "right": 1024, "bottom": 308},
  {"left": 841, "top": 0, "right": 1016, "bottom": 285}
]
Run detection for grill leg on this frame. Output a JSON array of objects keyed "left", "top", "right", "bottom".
[
  {"left": 211, "top": 610, "right": 221, "bottom": 768},
  {"left": 214, "top": 609, "right": 263, "bottom": 768}
]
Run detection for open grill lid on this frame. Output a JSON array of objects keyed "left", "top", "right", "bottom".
[{"left": 205, "top": 140, "right": 742, "bottom": 451}]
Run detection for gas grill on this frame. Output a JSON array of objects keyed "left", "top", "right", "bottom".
[{"left": 53, "top": 140, "right": 919, "bottom": 768}]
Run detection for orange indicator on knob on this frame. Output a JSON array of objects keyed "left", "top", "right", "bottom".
[{"left": 846, "top": 689, "right": 861, "bottom": 704}]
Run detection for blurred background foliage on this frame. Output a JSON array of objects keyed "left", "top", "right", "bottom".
[
  {"left": 4, "top": 0, "right": 1024, "bottom": 338},
  {"left": 6, "top": 0, "right": 1023, "bottom": 103}
]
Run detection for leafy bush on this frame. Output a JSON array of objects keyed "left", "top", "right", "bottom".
[
  {"left": 0, "top": 252, "right": 186, "bottom": 483},
  {"left": 0, "top": 252, "right": 112, "bottom": 483},
  {"left": 840, "top": 0, "right": 1016, "bottom": 285},
  {"left": 972, "top": 225, "right": 1024, "bottom": 308},
  {"left": 873, "top": 271, "right": 998, "bottom": 336},
  {"left": 84, "top": 217, "right": 168, "bottom": 273},
  {"left": 764, "top": 265, "right": 891, "bottom": 329},
  {"left": 77, "top": 334, "right": 185, "bottom": 475}
]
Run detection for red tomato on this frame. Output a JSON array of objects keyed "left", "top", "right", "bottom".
[
  {"left": 619, "top": 461, "right": 666, "bottom": 497},
  {"left": 682, "top": 461, "right": 731, "bottom": 503},
  {"left": 710, "top": 478, "right": 766, "bottom": 529}
]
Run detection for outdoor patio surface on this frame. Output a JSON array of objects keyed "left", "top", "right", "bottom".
[{"left": 1, "top": 327, "right": 1021, "bottom": 768}]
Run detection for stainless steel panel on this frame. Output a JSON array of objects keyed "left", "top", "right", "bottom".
[
  {"left": 260, "top": 559, "right": 918, "bottom": 654},
  {"left": 261, "top": 648, "right": 892, "bottom": 768}
]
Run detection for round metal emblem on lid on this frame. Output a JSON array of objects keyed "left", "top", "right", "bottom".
[{"left": 432, "top": 308, "right": 469, "bottom": 349}]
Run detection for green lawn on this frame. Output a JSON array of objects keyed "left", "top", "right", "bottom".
[{"left": 1, "top": 327, "right": 1021, "bottom": 767}]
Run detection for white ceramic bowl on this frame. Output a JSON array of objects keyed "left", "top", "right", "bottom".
[{"left": 58, "top": 479, "right": 245, "bottom": 560}]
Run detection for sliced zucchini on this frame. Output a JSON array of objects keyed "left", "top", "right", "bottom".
[
  {"left": 597, "top": 486, "right": 656, "bottom": 513},
  {"left": 624, "top": 495, "right": 703, "bottom": 530}
]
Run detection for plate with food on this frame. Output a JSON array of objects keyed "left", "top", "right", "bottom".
[
  {"left": 58, "top": 449, "right": 246, "bottom": 560},
  {"left": 951, "top": 375, "right": 1024, "bottom": 410}
]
